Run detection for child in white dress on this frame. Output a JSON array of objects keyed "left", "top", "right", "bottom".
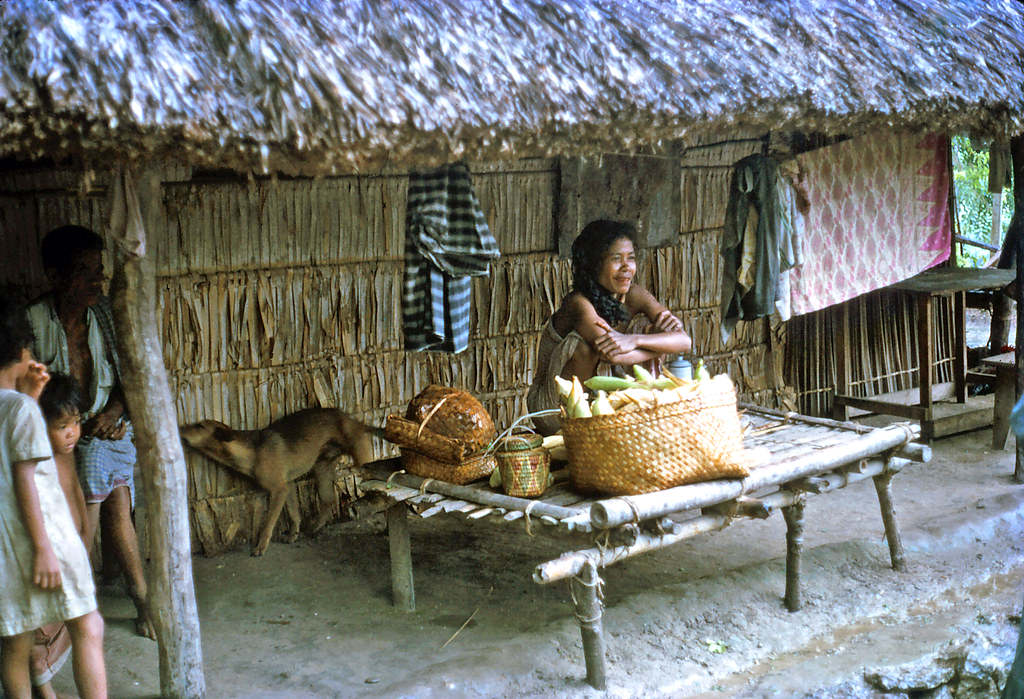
[{"left": 0, "top": 300, "right": 107, "bottom": 699}]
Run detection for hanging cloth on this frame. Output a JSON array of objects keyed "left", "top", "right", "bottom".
[
  {"left": 402, "top": 163, "right": 500, "bottom": 353},
  {"left": 990, "top": 140, "right": 1012, "bottom": 194},
  {"left": 720, "top": 154, "right": 781, "bottom": 342}
]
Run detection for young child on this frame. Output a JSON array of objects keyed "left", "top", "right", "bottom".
[
  {"left": 0, "top": 300, "right": 107, "bottom": 699},
  {"left": 30, "top": 374, "right": 91, "bottom": 697}
]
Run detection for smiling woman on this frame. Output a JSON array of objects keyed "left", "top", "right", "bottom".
[{"left": 526, "top": 220, "right": 692, "bottom": 435}]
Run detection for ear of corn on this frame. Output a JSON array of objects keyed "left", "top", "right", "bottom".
[
  {"left": 695, "top": 359, "right": 711, "bottom": 382},
  {"left": 570, "top": 394, "right": 593, "bottom": 418},
  {"left": 632, "top": 364, "right": 656, "bottom": 385},
  {"left": 584, "top": 375, "right": 636, "bottom": 392},
  {"left": 554, "top": 375, "right": 574, "bottom": 399},
  {"left": 552, "top": 365, "right": 720, "bottom": 420},
  {"left": 591, "top": 390, "right": 615, "bottom": 416}
]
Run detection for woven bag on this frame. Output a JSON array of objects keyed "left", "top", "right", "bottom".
[
  {"left": 561, "top": 374, "right": 751, "bottom": 495},
  {"left": 400, "top": 448, "right": 496, "bottom": 486}
]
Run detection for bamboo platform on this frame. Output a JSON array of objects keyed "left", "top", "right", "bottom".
[{"left": 360, "top": 405, "right": 927, "bottom": 691}]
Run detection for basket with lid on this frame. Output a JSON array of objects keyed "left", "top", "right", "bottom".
[{"left": 495, "top": 433, "right": 551, "bottom": 497}]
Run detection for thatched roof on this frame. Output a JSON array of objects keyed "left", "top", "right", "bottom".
[{"left": 1, "top": 0, "right": 1023, "bottom": 174}]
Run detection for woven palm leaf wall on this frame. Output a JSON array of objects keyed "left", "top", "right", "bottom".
[{"left": 1, "top": 141, "right": 833, "bottom": 554}]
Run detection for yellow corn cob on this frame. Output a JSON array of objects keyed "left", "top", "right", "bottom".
[{"left": 591, "top": 390, "right": 615, "bottom": 416}]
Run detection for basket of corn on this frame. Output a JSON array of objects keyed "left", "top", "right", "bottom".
[{"left": 557, "top": 362, "right": 752, "bottom": 495}]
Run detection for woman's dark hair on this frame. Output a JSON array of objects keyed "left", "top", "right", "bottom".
[
  {"left": 40, "top": 225, "right": 104, "bottom": 273},
  {"left": 0, "top": 298, "right": 35, "bottom": 369},
  {"left": 39, "top": 372, "right": 84, "bottom": 422},
  {"left": 571, "top": 219, "right": 636, "bottom": 325}
]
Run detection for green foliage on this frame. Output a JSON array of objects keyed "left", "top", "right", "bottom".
[{"left": 952, "top": 135, "right": 1014, "bottom": 267}]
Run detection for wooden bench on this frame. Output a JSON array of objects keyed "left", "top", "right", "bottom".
[
  {"left": 981, "top": 351, "right": 1016, "bottom": 449},
  {"left": 360, "top": 405, "right": 928, "bottom": 691}
]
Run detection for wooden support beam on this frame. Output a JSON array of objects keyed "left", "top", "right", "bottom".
[
  {"left": 954, "top": 291, "right": 968, "bottom": 403},
  {"left": 534, "top": 514, "right": 732, "bottom": 584},
  {"left": 572, "top": 560, "right": 608, "bottom": 691},
  {"left": 833, "top": 303, "right": 851, "bottom": 420},
  {"left": 782, "top": 498, "right": 805, "bottom": 612},
  {"left": 364, "top": 462, "right": 586, "bottom": 524},
  {"left": 108, "top": 167, "right": 205, "bottom": 697},
  {"left": 538, "top": 456, "right": 912, "bottom": 585},
  {"left": 917, "top": 293, "right": 935, "bottom": 431},
  {"left": 703, "top": 496, "right": 773, "bottom": 519},
  {"left": 1014, "top": 133, "right": 1024, "bottom": 482},
  {"left": 590, "top": 423, "right": 919, "bottom": 529},
  {"left": 833, "top": 395, "right": 927, "bottom": 421},
  {"left": 387, "top": 503, "right": 415, "bottom": 611},
  {"left": 873, "top": 470, "right": 906, "bottom": 571}
]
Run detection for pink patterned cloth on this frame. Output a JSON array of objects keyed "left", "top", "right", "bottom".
[{"left": 783, "top": 132, "right": 951, "bottom": 316}]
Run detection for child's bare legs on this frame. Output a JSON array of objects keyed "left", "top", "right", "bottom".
[
  {"left": 82, "top": 503, "right": 101, "bottom": 560},
  {"left": 2, "top": 630, "right": 35, "bottom": 698},
  {"left": 102, "top": 486, "right": 154, "bottom": 640},
  {"left": 65, "top": 611, "right": 106, "bottom": 699}
]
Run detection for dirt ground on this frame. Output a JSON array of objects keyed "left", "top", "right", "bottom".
[
  {"left": 48, "top": 309, "right": 1024, "bottom": 698},
  {"left": 46, "top": 418, "right": 1024, "bottom": 698}
]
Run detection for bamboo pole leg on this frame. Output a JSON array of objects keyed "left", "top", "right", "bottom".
[
  {"left": 571, "top": 560, "right": 607, "bottom": 691},
  {"left": 873, "top": 471, "right": 906, "bottom": 572},
  {"left": 387, "top": 503, "right": 415, "bottom": 611},
  {"left": 782, "top": 498, "right": 805, "bottom": 612}
]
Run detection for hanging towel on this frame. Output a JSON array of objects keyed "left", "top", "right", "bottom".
[{"left": 402, "top": 163, "right": 500, "bottom": 353}]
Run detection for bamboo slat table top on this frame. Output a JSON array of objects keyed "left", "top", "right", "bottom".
[
  {"left": 362, "top": 406, "right": 921, "bottom": 532},
  {"left": 891, "top": 267, "right": 1014, "bottom": 295},
  {"left": 981, "top": 351, "right": 1015, "bottom": 368}
]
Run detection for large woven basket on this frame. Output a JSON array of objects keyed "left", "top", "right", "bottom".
[
  {"left": 561, "top": 375, "right": 751, "bottom": 495},
  {"left": 400, "top": 448, "right": 496, "bottom": 486}
]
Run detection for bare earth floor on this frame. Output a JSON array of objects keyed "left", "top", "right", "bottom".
[{"left": 50, "top": 420, "right": 1024, "bottom": 698}]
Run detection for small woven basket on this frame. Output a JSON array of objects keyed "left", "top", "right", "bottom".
[
  {"left": 561, "top": 374, "right": 751, "bottom": 495},
  {"left": 400, "top": 448, "right": 496, "bottom": 486},
  {"left": 495, "top": 434, "right": 551, "bottom": 497}
]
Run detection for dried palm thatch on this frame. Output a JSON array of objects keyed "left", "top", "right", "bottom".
[{"left": 1, "top": 0, "right": 1023, "bottom": 174}]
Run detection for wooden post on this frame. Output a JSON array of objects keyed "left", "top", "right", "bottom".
[
  {"left": 953, "top": 291, "right": 967, "bottom": 403},
  {"left": 108, "top": 167, "right": 205, "bottom": 697},
  {"left": 387, "top": 503, "right": 415, "bottom": 611},
  {"left": 782, "top": 498, "right": 804, "bottom": 612},
  {"left": 992, "top": 363, "right": 1015, "bottom": 450},
  {"left": 571, "top": 560, "right": 607, "bottom": 690},
  {"left": 1004, "top": 134, "right": 1024, "bottom": 482},
  {"left": 872, "top": 470, "right": 906, "bottom": 571},
  {"left": 917, "top": 293, "right": 935, "bottom": 441},
  {"left": 832, "top": 303, "right": 851, "bottom": 420}
]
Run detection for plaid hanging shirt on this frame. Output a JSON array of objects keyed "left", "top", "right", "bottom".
[{"left": 402, "top": 163, "right": 500, "bottom": 353}]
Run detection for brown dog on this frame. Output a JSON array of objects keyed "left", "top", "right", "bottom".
[{"left": 179, "top": 408, "right": 377, "bottom": 556}]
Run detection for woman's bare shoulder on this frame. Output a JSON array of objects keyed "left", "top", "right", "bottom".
[
  {"left": 553, "top": 292, "right": 596, "bottom": 335},
  {"left": 625, "top": 284, "right": 664, "bottom": 316}
]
